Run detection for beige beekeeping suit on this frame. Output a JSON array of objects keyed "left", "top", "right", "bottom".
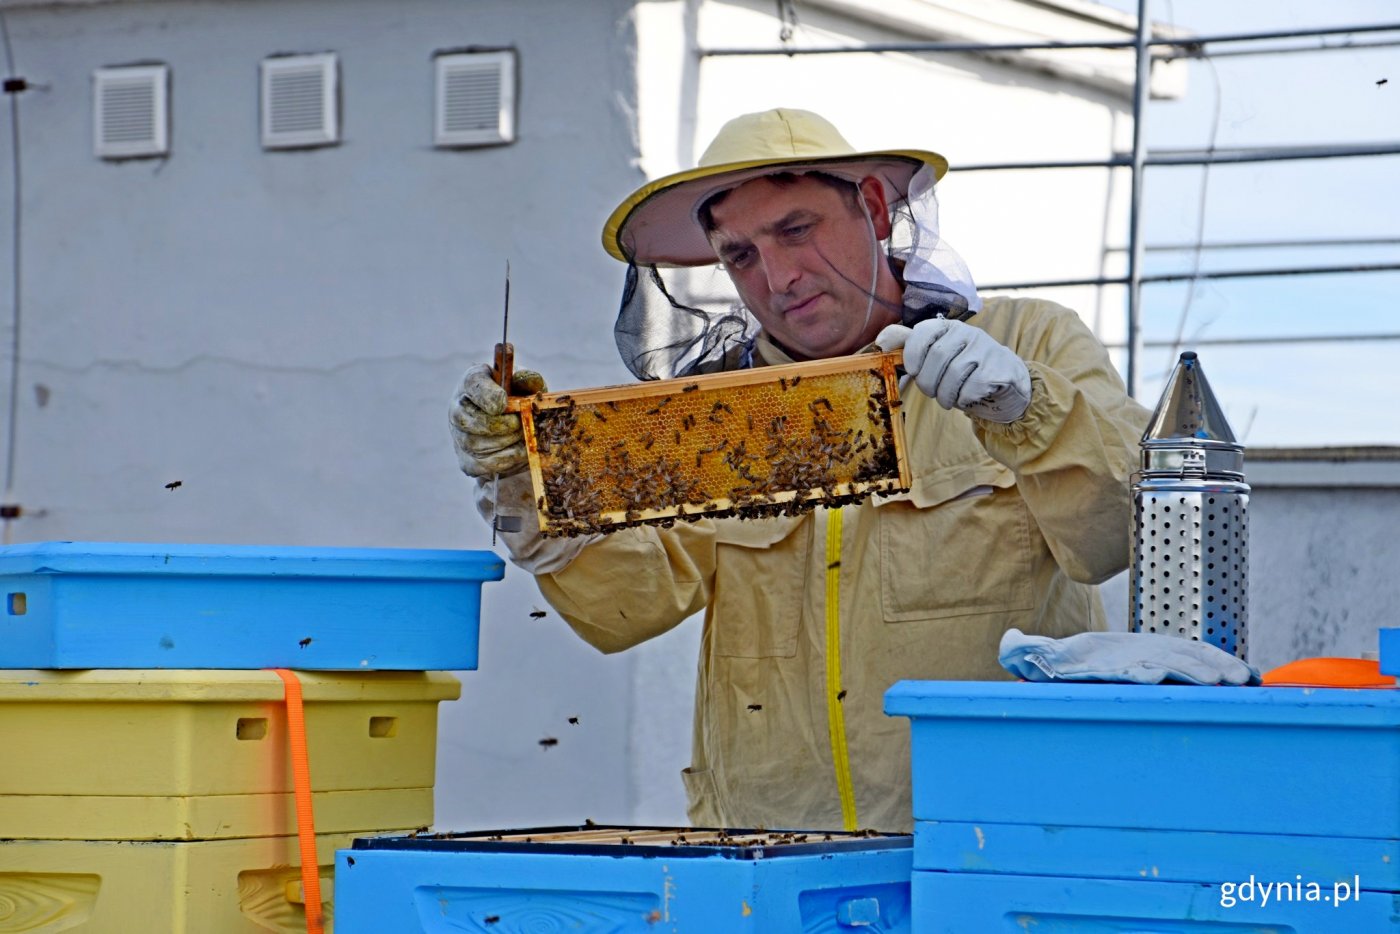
[{"left": 532, "top": 296, "right": 1150, "bottom": 832}]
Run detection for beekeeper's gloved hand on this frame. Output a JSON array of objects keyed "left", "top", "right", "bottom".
[
  {"left": 876, "top": 319, "right": 1031, "bottom": 423},
  {"left": 998, "top": 628, "right": 1262, "bottom": 686},
  {"left": 449, "top": 363, "right": 546, "bottom": 479}
]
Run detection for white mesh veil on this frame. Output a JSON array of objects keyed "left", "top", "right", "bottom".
[{"left": 612, "top": 165, "right": 982, "bottom": 380}]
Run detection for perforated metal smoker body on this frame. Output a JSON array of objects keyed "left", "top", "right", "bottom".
[
  {"left": 515, "top": 352, "right": 911, "bottom": 537},
  {"left": 1130, "top": 478, "right": 1250, "bottom": 657},
  {"left": 1129, "top": 352, "right": 1250, "bottom": 659}
]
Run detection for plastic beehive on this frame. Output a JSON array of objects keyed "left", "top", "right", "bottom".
[
  {"left": 0, "top": 829, "right": 395, "bottom": 933},
  {"left": 884, "top": 680, "right": 1400, "bottom": 891},
  {"left": 0, "top": 669, "right": 459, "bottom": 841},
  {"left": 334, "top": 826, "right": 913, "bottom": 933},
  {"left": 517, "top": 352, "right": 910, "bottom": 536},
  {"left": 910, "top": 872, "right": 1398, "bottom": 932},
  {"left": 0, "top": 542, "right": 503, "bottom": 669}
]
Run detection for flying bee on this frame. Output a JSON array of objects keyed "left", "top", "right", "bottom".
[
  {"left": 539, "top": 737, "right": 559, "bottom": 749},
  {"left": 164, "top": 480, "right": 182, "bottom": 491}
]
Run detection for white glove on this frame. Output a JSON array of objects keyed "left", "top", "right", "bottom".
[
  {"left": 448, "top": 364, "right": 545, "bottom": 478},
  {"left": 998, "top": 628, "right": 1261, "bottom": 686},
  {"left": 876, "top": 319, "right": 1031, "bottom": 423},
  {"left": 475, "top": 472, "right": 600, "bottom": 575}
]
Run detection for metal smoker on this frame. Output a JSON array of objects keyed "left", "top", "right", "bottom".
[{"left": 1130, "top": 352, "right": 1249, "bottom": 659}]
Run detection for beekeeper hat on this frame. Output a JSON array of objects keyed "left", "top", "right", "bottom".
[{"left": 602, "top": 108, "right": 948, "bottom": 267}]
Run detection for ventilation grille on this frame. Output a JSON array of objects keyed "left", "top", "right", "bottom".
[
  {"left": 94, "top": 65, "right": 169, "bottom": 159},
  {"left": 435, "top": 50, "right": 516, "bottom": 148},
  {"left": 261, "top": 53, "right": 339, "bottom": 150}
]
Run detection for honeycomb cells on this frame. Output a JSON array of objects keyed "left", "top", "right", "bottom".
[{"left": 521, "top": 355, "right": 910, "bottom": 537}]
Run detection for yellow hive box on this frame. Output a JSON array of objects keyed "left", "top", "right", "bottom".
[
  {"left": 0, "top": 669, "right": 459, "bottom": 841},
  {"left": 0, "top": 829, "right": 391, "bottom": 933}
]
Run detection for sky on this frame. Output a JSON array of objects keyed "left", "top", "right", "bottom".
[{"left": 1088, "top": 0, "right": 1399, "bottom": 447}]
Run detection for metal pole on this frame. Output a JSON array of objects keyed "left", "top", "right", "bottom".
[
  {"left": 980, "top": 261, "right": 1400, "bottom": 292},
  {"left": 1124, "top": 0, "right": 1152, "bottom": 398},
  {"left": 699, "top": 22, "right": 1400, "bottom": 58},
  {"left": 953, "top": 141, "right": 1400, "bottom": 172}
]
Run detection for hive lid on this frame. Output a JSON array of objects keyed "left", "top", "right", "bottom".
[{"left": 1142, "top": 352, "right": 1239, "bottom": 447}]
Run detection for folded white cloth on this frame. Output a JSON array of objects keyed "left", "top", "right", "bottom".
[{"left": 999, "top": 628, "right": 1261, "bottom": 686}]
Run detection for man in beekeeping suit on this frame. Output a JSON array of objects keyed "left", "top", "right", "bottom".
[{"left": 450, "top": 109, "right": 1149, "bottom": 832}]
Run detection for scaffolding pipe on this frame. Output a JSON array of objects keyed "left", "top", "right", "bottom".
[
  {"left": 1124, "top": 0, "right": 1152, "bottom": 397},
  {"left": 954, "top": 141, "right": 1400, "bottom": 172},
  {"left": 981, "top": 261, "right": 1400, "bottom": 292},
  {"left": 699, "top": 22, "right": 1400, "bottom": 57},
  {"left": 1108, "top": 332, "right": 1400, "bottom": 350}
]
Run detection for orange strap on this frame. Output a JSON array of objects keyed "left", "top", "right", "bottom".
[{"left": 273, "top": 669, "right": 325, "bottom": 934}]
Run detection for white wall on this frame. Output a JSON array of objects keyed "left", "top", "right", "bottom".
[{"left": 0, "top": 0, "right": 652, "bottom": 831}]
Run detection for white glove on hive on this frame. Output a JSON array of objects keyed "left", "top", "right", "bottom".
[
  {"left": 877, "top": 319, "right": 1031, "bottom": 423},
  {"left": 998, "top": 628, "right": 1261, "bottom": 686}
]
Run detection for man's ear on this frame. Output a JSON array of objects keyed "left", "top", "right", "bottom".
[{"left": 857, "top": 177, "right": 893, "bottom": 240}]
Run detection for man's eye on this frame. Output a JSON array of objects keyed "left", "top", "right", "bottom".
[
  {"left": 782, "top": 224, "right": 812, "bottom": 240},
  {"left": 726, "top": 249, "right": 754, "bottom": 268}
]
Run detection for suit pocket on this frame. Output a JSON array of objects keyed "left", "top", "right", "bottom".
[
  {"left": 712, "top": 515, "right": 809, "bottom": 658},
  {"left": 879, "top": 484, "right": 1035, "bottom": 621}
]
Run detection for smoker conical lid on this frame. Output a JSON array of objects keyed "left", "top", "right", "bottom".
[{"left": 1143, "top": 352, "right": 1238, "bottom": 444}]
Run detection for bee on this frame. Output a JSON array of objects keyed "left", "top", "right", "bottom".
[
  {"left": 790, "top": 375, "right": 802, "bottom": 388},
  {"left": 682, "top": 383, "right": 700, "bottom": 393},
  {"left": 568, "top": 716, "right": 580, "bottom": 725},
  {"left": 539, "top": 737, "right": 559, "bottom": 749},
  {"left": 592, "top": 410, "right": 607, "bottom": 421},
  {"left": 747, "top": 703, "right": 763, "bottom": 712},
  {"left": 837, "top": 689, "right": 848, "bottom": 701},
  {"left": 485, "top": 916, "right": 500, "bottom": 925},
  {"left": 346, "top": 856, "right": 355, "bottom": 866},
  {"left": 164, "top": 480, "right": 182, "bottom": 491},
  {"left": 779, "top": 377, "right": 789, "bottom": 391},
  {"left": 529, "top": 609, "right": 547, "bottom": 619},
  {"left": 298, "top": 637, "right": 313, "bottom": 648},
  {"left": 606, "top": 400, "right": 620, "bottom": 412}
]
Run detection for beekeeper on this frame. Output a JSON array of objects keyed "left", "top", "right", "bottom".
[{"left": 450, "top": 109, "right": 1150, "bottom": 832}]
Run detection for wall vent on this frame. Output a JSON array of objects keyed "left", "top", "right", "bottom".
[
  {"left": 434, "top": 50, "right": 516, "bottom": 148},
  {"left": 94, "top": 65, "right": 169, "bottom": 160},
  {"left": 261, "top": 52, "right": 339, "bottom": 150}
]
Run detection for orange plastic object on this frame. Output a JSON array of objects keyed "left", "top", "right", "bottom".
[
  {"left": 1262, "top": 657, "right": 1397, "bottom": 689},
  {"left": 273, "top": 669, "right": 325, "bottom": 934}
]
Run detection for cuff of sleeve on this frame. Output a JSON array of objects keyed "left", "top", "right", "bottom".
[
  {"left": 972, "top": 366, "right": 1063, "bottom": 453},
  {"left": 474, "top": 472, "right": 600, "bottom": 575}
]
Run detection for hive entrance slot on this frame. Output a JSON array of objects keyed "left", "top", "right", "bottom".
[
  {"left": 236, "top": 717, "right": 268, "bottom": 740},
  {"left": 6, "top": 592, "right": 24, "bottom": 615}
]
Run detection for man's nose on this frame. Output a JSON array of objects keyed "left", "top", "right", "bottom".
[{"left": 760, "top": 246, "right": 801, "bottom": 294}]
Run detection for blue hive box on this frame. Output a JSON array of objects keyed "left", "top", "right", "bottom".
[
  {"left": 884, "top": 680, "right": 1400, "bottom": 931},
  {"left": 0, "top": 542, "right": 503, "bottom": 670},
  {"left": 334, "top": 825, "right": 913, "bottom": 933},
  {"left": 1383, "top": 627, "right": 1399, "bottom": 676}
]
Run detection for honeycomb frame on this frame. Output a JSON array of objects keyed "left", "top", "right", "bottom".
[{"left": 512, "top": 351, "right": 910, "bottom": 537}]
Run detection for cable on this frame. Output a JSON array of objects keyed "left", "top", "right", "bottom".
[
  {"left": 1165, "top": 53, "right": 1223, "bottom": 370},
  {"left": 1, "top": 11, "right": 23, "bottom": 543}
]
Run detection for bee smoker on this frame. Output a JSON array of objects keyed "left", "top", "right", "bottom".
[{"left": 1130, "top": 352, "right": 1250, "bottom": 659}]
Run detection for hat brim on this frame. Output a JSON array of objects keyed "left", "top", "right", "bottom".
[{"left": 602, "top": 150, "right": 948, "bottom": 267}]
